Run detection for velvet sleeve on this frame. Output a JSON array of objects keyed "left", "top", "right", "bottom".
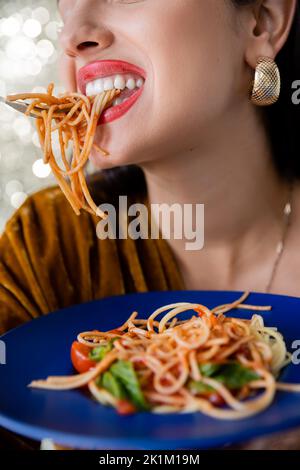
[{"left": 0, "top": 185, "right": 125, "bottom": 335}]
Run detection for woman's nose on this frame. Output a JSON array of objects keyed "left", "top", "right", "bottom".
[{"left": 59, "top": 23, "right": 114, "bottom": 58}]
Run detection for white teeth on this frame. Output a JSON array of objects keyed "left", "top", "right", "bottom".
[
  {"left": 93, "top": 78, "right": 104, "bottom": 94},
  {"left": 114, "top": 75, "right": 126, "bottom": 90},
  {"left": 126, "top": 78, "right": 136, "bottom": 90},
  {"left": 103, "top": 77, "right": 114, "bottom": 91},
  {"left": 86, "top": 82, "right": 95, "bottom": 96},
  {"left": 85, "top": 74, "right": 145, "bottom": 97}
]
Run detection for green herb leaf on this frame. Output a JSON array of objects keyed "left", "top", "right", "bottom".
[
  {"left": 199, "top": 363, "right": 222, "bottom": 377},
  {"left": 100, "top": 371, "right": 128, "bottom": 400},
  {"left": 198, "top": 362, "right": 260, "bottom": 390},
  {"left": 110, "top": 360, "right": 149, "bottom": 410},
  {"left": 188, "top": 380, "right": 215, "bottom": 394},
  {"left": 214, "top": 363, "right": 260, "bottom": 390},
  {"left": 88, "top": 339, "right": 116, "bottom": 362}
]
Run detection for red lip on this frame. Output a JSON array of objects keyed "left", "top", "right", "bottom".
[
  {"left": 77, "top": 59, "right": 146, "bottom": 94},
  {"left": 98, "top": 87, "right": 143, "bottom": 125}
]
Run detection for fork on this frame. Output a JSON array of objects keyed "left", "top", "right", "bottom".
[{"left": 0, "top": 96, "right": 68, "bottom": 119}]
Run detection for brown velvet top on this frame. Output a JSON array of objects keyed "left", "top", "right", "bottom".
[
  {"left": 1, "top": 180, "right": 300, "bottom": 450},
  {"left": 0, "top": 181, "right": 184, "bottom": 335}
]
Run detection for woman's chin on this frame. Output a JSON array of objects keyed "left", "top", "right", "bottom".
[
  {"left": 89, "top": 147, "right": 115, "bottom": 169},
  {"left": 89, "top": 145, "right": 135, "bottom": 170}
]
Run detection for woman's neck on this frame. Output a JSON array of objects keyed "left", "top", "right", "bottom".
[{"left": 141, "top": 103, "right": 289, "bottom": 292}]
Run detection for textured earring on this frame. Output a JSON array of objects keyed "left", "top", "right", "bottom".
[{"left": 250, "top": 57, "right": 281, "bottom": 106}]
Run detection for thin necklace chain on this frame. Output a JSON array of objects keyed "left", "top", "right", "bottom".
[{"left": 265, "top": 182, "right": 294, "bottom": 293}]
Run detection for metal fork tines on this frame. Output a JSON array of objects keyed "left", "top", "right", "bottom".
[{"left": 0, "top": 96, "right": 67, "bottom": 119}]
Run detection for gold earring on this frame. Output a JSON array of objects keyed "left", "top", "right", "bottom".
[{"left": 250, "top": 57, "right": 281, "bottom": 106}]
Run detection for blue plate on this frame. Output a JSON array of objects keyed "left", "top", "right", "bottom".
[{"left": 1, "top": 290, "right": 300, "bottom": 450}]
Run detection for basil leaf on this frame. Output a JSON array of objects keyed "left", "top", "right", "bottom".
[
  {"left": 89, "top": 339, "right": 117, "bottom": 362},
  {"left": 199, "top": 363, "right": 222, "bottom": 377},
  {"left": 214, "top": 363, "right": 260, "bottom": 390},
  {"left": 100, "top": 371, "right": 128, "bottom": 400},
  {"left": 188, "top": 380, "right": 215, "bottom": 394},
  {"left": 198, "top": 362, "right": 259, "bottom": 390},
  {"left": 110, "top": 360, "right": 149, "bottom": 410}
]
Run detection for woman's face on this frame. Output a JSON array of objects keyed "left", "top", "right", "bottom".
[{"left": 58, "top": 0, "right": 249, "bottom": 169}]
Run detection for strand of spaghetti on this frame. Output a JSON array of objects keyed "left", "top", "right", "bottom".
[
  {"left": 56, "top": 93, "right": 105, "bottom": 176},
  {"left": 47, "top": 83, "right": 54, "bottom": 95},
  {"left": 60, "top": 92, "right": 92, "bottom": 111},
  {"left": 158, "top": 304, "right": 200, "bottom": 333},
  {"left": 67, "top": 108, "right": 87, "bottom": 127},
  {"left": 28, "top": 350, "right": 118, "bottom": 390},
  {"left": 212, "top": 291, "right": 250, "bottom": 315},
  {"left": 237, "top": 304, "right": 272, "bottom": 311},
  {"left": 51, "top": 100, "right": 83, "bottom": 131},
  {"left": 216, "top": 336, "right": 252, "bottom": 360},
  {"left": 70, "top": 126, "right": 85, "bottom": 205},
  {"left": 25, "top": 99, "right": 43, "bottom": 116},
  {"left": 7, "top": 93, "right": 62, "bottom": 105},
  {"left": 88, "top": 381, "right": 118, "bottom": 406},
  {"left": 58, "top": 127, "right": 70, "bottom": 172},
  {"left": 46, "top": 106, "right": 59, "bottom": 161},
  {"left": 276, "top": 383, "right": 300, "bottom": 392},
  {"left": 92, "top": 142, "right": 109, "bottom": 156},
  {"left": 49, "top": 159, "right": 82, "bottom": 215},
  {"left": 77, "top": 167, "right": 106, "bottom": 218},
  {"left": 154, "top": 355, "right": 189, "bottom": 395},
  {"left": 147, "top": 303, "right": 197, "bottom": 332},
  {"left": 184, "top": 370, "right": 275, "bottom": 419}
]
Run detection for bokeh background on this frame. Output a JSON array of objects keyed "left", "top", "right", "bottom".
[{"left": 0, "top": 0, "right": 63, "bottom": 233}]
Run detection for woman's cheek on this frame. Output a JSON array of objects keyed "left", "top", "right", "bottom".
[{"left": 58, "top": 53, "right": 77, "bottom": 92}]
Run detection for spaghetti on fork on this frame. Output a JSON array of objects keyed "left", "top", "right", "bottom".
[{"left": 7, "top": 84, "right": 120, "bottom": 218}]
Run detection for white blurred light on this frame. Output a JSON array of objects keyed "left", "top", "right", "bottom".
[
  {"left": 25, "top": 58, "right": 42, "bottom": 76},
  {"left": 5, "top": 180, "right": 23, "bottom": 197},
  {"left": 0, "top": 58, "right": 13, "bottom": 80},
  {"left": 11, "top": 13, "right": 24, "bottom": 25},
  {"left": 3, "top": 3, "right": 18, "bottom": 16},
  {"left": 47, "top": 50, "right": 58, "bottom": 65},
  {"left": 13, "top": 116, "right": 32, "bottom": 138},
  {"left": 32, "top": 159, "right": 51, "bottom": 178},
  {"left": 0, "top": 103, "right": 15, "bottom": 123},
  {"left": 0, "top": 79, "right": 6, "bottom": 96},
  {"left": 52, "top": 132, "right": 61, "bottom": 152},
  {"left": 54, "top": 85, "right": 66, "bottom": 96},
  {"left": 32, "top": 86, "right": 47, "bottom": 94},
  {"left": 20, "top": 132, "right": 34, "bottom": 145},
  {"left": 0, "top": 17, "right": 21, "bottom": 37},
  {"left": 11, "top": 60, "right": 29, "bottom": 79},
  {"left": 0, "top": 123, "right": 14, "bottom": 142},
  {"left": 32, "top": 131, "right": 41, "bottom": 148},
  {"left": 32, "top": 7, "right": 50, "bottom": 26},
  {"left": 36, "top": 39, "right": 54, "bottom": 59},
  {"left": 20, "top": 7, "right": 33, "bottom": 19},
  {"left": 23, "top": 19, "right": 42, "bottom": 39},
  {"left": 5, "top": 36, "right": 36, "bottom": 60},
  {"left": 0, "top": 0, "right": 64, "bottom": 223},
  {"left": 10, "top": 192, "right": 27, "bottom": 209},
  {"left": 45, "top": 21, "right": 59, "bottom": 41},
  {"left": 2, "top": 152, "right": 22, "bottom": 171}
]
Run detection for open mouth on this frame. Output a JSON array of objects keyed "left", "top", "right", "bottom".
[
  {"left": 85, "top": 73, "right": 145, "bottom": 108},
  {"left": 78, "top": 60, "right": 146, "bottom": 124}
]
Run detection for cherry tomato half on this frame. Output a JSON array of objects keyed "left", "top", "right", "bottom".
[
  {"left": 71, "top": 341, "right": 97, "bottom": 374},
  {"left": 116, "top": 399, "right": 137, "bottom": 415}
]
